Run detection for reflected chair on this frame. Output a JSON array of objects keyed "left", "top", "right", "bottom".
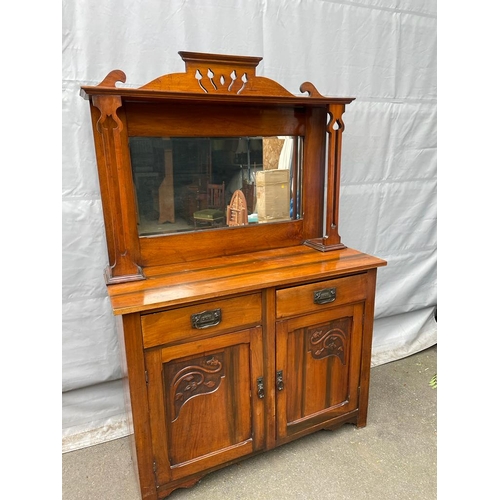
[{"left": 193, "top": 182, "right": 226, "bottom": 228}]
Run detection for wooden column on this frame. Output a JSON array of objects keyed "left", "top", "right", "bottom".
[
  {"left": 305, "top": 103, "right": 347, "bottom": 251},
  {"left": 90, "top": 92, "right": 144, "bottom": 283}
]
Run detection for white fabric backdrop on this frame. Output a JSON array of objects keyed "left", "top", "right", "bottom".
[{"left": 62, "top": 0, "right": 437, "bottom": 452}]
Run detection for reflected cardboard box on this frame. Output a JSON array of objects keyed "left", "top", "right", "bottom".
[{"left": 256, "top": 169, "right": 290, "bottom": 222}]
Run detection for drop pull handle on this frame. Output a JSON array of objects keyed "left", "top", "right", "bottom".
[
  {"left": 191, "top": 308, "right": 222, "bottom": 329},
  {"left": 276, "top": 370, "right": 284, "bottom": 391},
  {"left": 313, "top": 287, "right": 336, "bottom": 305},
  {"left": 257, "top": 377, "right": 265, "bottom": 399}
]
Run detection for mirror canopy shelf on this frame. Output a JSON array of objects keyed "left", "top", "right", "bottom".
[
  {"left": 80, "top": 51, "right": 358, "bottom": 283},
  {"left": 81, "top": 51, "right": 386, "bottom": 499}
]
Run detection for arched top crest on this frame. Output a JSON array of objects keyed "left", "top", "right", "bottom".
[
  {"left": 81, "top": 51, "right": 355, "bottom": 106},
  {"left": 140, "top": 51, "right": 297, "bottom": 97},
  {"left": 124, "top": 51, "right": 304, "bottom": 97},
  {"left": 94, "top": 51, "right": 321, "bottom": 97}
]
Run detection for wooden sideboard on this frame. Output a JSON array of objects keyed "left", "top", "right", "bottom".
[{"left": 81, "top": 51, "right": 386, "bottom": 499}]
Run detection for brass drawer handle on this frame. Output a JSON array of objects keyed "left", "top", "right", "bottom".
[
  {"left": 313, "top": 287, "right": 336, "bottom": 305},
  {"left": 191, "top": 308, "right": 222, "bottom": 329}
]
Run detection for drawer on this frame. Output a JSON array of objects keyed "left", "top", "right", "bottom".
[
  {"left": 276, "top": 273, "right": 368, "bottom": 319},
  {"left": 142, "top": 293, "right": 262, "bottom": 348}
]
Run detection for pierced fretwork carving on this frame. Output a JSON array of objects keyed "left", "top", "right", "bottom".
[
  {"left": 167, "top": 354, "right": 225, "bottom": 421},
  {"left": 125, "top": 51, "right": 296, "bottom": 97},
  {"left": 195, "top": 67, "right": 249, "bottom": 94},
  {"left": 308, "top": 317, "right": 351, "bottom": 364}
]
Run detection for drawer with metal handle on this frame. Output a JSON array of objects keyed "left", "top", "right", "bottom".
[
  {"left": 142, "top": 293, "right": 262, "bottom": 348},
  {"left": 276, "top": 273, "right": 368, "bottom": 319}
]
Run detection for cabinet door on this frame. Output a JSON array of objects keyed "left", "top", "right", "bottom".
[
  {"left": 275, "top": 303, "right": 364, "bottom": 443},
  {"left": 145, "top": 327, "right": 264, "bottom": 485}
]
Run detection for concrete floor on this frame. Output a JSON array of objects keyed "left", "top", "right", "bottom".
[{"left": 62, "top": 345, "right": 437, "bottom": 500}]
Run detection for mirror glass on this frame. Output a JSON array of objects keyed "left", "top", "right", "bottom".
[{"left": 129, "top": 136, "right": 303, "bottom": 236}]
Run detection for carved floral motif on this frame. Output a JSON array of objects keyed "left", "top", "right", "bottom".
[
  {"left": 308, "top": 318, "right": 350, "bottom": 364},
  {"left": 168, "top": 354, "right": 225, "bottom": 421}
]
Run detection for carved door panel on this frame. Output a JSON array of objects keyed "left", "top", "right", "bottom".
[
  {"left": 275, "top": 303, "right": 364, "bottom": 443},
  {"left": 145, "top": 327, "right": 264, "bottom": 485}
]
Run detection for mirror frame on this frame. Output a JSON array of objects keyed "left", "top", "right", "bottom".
[{"left": 81, "top": 52, "right": 354, "bottom": 283}]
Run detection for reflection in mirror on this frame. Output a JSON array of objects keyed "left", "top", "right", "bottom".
[{"left": 129, "top": 136, "right": 303, "bottom": 236}]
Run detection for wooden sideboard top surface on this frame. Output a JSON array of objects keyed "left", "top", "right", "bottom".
[{"left": 108, "top": 245, "right": 386, "bottom": 315}]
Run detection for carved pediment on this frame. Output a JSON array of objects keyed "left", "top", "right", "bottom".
[
  {"left": 92, "top": 51, "right": 314, "bottom": 98},
  {"left": 140, "top": 51, "right": 296, "bottom": 96}
]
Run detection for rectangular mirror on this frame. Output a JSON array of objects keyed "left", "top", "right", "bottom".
[{"left": 130, "top": 136, "right": 303, "bottom": 236}]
